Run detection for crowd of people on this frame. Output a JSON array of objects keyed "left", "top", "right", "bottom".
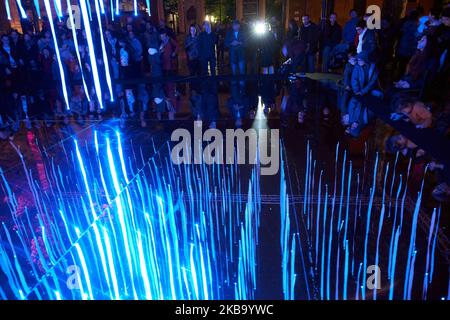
[{"left": 0, "top": 5, "right": 449, "bottom": 201}]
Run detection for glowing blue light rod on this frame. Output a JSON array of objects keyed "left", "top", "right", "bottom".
[
  {"left": 66, "top": 0, "right": 91, "bottom": 102},
  {"left": 146, "top": 0, "right": 151, "bottom": 16},
  {"left": 5, "top": 0, "right": 11, "bottom": 20},
  {"left": 98, "top": 0, "right": 105, "bottom": 14},
  {"left": 16, "top": 0, "right": 27, "bottom": 18},
  {"left": 110, "top": 0, "right": 114, "bottom": 21},
  {"left": 33, "top": 0, "right": 41, "bottom": 18},
  {"left": 94, "top": 0, "right": 114, "bottom": 101},
  {"left": 54, "top": 0, "right": 63, "bottom": 19},
  {"left": 79, "top": 0, "right": 104, "bottom": 109}
]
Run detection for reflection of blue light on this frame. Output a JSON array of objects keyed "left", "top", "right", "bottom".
[
  {"left": 79, "top": 0, "right": 104, "bottom": 109},
  {"left": 43, "top": 0, "right": 70, "bottom": 110},
  {"left": 94, "top": 0, "right": 114, "bottom": 102},
  {"left": 16, "top": 0, "right": 27, "bottom": 18}
]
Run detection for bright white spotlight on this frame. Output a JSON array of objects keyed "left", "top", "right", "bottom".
[{"left": 254, "top": 22, "right": 267, "bottom": 35}]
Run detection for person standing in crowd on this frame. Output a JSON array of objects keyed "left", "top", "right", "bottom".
[
  {"left": 321, "top": 12, "right": 342, "bottom": 72},
  {"left": 258, "top": 23, "right": 277, "bottom": 111},
  {"left": 159, "top": 19, "right": 176, "bottom": 39},
  {"left": 0, "top": 33, "right": 26, "bottom": 129},
  {"left": 159, "top": 28, "right": 179, "bottom": 120},
  {"left": 278, "top": 39, "right": 307, "bottom": 124},
  {"left": 198, "top": 21, "right": 217, "bottom": 76},
  {"left": 128, "top": 30, "right": 148, "bottom": 127},
  {"left": 117, "top": 37, "right": 136, "bottom": 120},
  {"left": 435, "top": 8, "right": 450, "bottom": 73},
  {"left": 355, "top": 19, "right": 378, "bottom": 62},
  {"left": 104, "top": 30, "right": 120, "bottom": 98},
  {"left": 299, "top": 15, "right": 320, "bottom": 72},
  {"left": 143, "top": 22, "right": 160, "bottom": 53},
  {"left": 148, "top": 41, "right": 167, "bottom": 122},
  {"left": 225, "top": 20, "right": 246, "bottom": 93},
  {"left": 184, "top": 24, "right": 200, "bottom": 78},
  {"left": 394, "top": 10, "right": 419, "bottom": 78},
  {"left": 216, "top": 23, "right": 227, "bottom": 69},
  {"left": 128, "top": 30, "right": 143, "bottom": 78},
  {"left": 343, "top": 9, "right": 359, "bottom": 47},
  {"left": 422, "top": 8, "right": 443, "bottom": 36},
  {"left": 197, "top": 21, "right": 219, "bottom": 128},
  {"left": 286, "top": 19, "right": 299, "bottom": 41}
]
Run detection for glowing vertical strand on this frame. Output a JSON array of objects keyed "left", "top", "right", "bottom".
[
  {"left": 109, "top": 0, "right": 114, "bottom": 20},
  {"left": 74, "top": 243, "right": 94, "bottom": 300},
  {"left": 320, "top": 184, "right": 328, "bottom": 300},
  {"left": 33, "top": 0, "right": 40, "bottom": 18},
  {"left": 146, "top": 0, "right": 151, "bottom": 16},
  {"left": 5, "top": 0, "right": 12, "bottom": 20},
  {"left": 94, "top": 0, "right": 114, "bottom": 101},
  {"left": 373, "top": 206, "right": 385, "bottom": 300},
  {"left": 16, "top": 0, "right": 27, "bottom": 18},
  {"left": 98, "top": 0, "right": 105, "bottom": 13},
  {"left": 79, "top": 0, "right": 104, "bottom": 109},
  {"left": 66, "top": 0, "right": 91, "bottom": 102},
  {"left": 423, "top": 209, "right": 437, "bottom": 299},
  {"left": 74, "top": 140, "right": 112, "bottom": 296},
  {"left": 429, "top": 208, "right": 441, "bottom": 284},
  {"left": 133, "top": 0, "right": 137, "bottom": 16},
  {"left": 105, "top": 138, "right": 137, "bottom": 299},
  {"left": 54, "top": 0, "right": 62, "bottom": 18},
  {"left": 361, "top": 153, "right": 379, "bottom": 300},
  {"left": 43, "top": 0, "right": 70, "bottom": 109},
  {"left": 389, "top": 226, "right": 401, "bottom": 300},
  {"left": 403, "top": 187, "right": 423, "bottom": 300}
]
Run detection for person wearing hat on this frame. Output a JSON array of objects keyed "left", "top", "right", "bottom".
[{"left": 345, "top": 50, "right": 379, "bottom": 137}]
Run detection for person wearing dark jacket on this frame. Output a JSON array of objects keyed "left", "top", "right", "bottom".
[
  {"left": 346, "top": 51, "right": 379, "bottom": 136},
  {"left": 343, "top": 9, "right": 359, "bottom": 46},
  {"left": 286, "top": 19, "right": 299, "bottom": 41},
  {"left": 321, "top": 12, "right": 342, "bottom": 72},
  {"left": 339, "top": 51, "right": 357, "bottom": 125},
  {"left": 395, "top": 11, "right": 419, "bottom": 78},
  {"left": 198, "top": 21, "right": 217, "bottom": 76},
  {"left": 280, "top": 39, "right": 308, "bottom": 125},
  {"left": 356, "top": 19, "right": 378, "bottom": 63},
  {"left": 299, "top": 15, "right": 320, "bottom": 72},
  {"left": 394, "top": 34, "right": 438, "bottom": 92},
  {"left": 184, "top": 24, "right": 201, "bottom": 77},
  {"left": 225, "top": 20, "right": 246, "bottom": 92}
]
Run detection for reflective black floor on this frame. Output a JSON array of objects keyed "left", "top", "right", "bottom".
[{"left": 0, "top": 114, "right": 448, "bottom": 300}]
